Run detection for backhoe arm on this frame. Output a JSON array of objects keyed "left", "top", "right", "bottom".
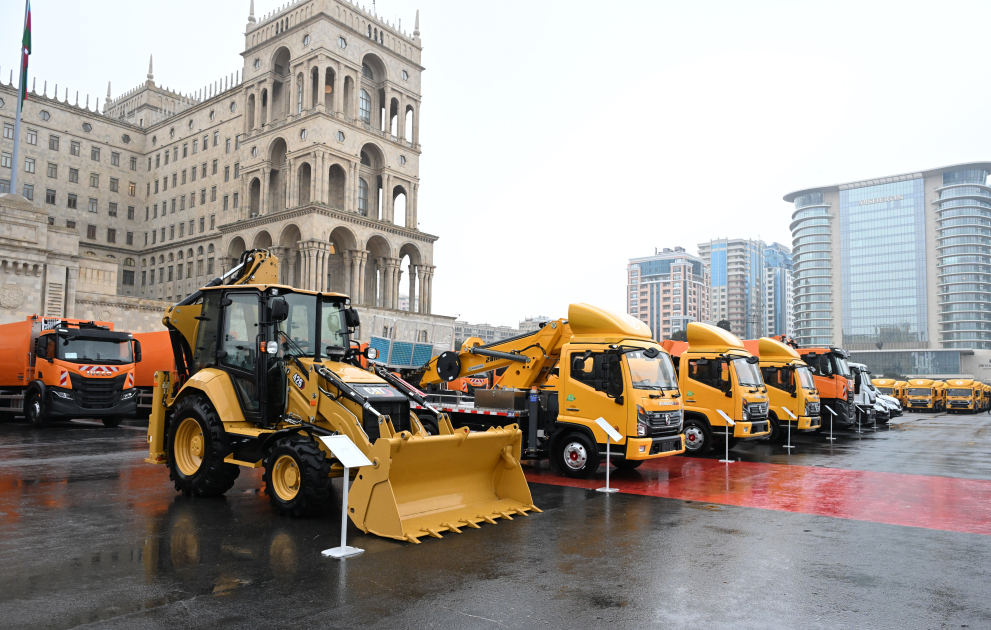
[{"left": 417, "top": 319, "right": 571, "bottom": 390}]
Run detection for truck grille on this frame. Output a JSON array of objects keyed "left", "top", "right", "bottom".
[
  {"left": 949, "top": 401, "right": 970, "bottom": 407},
  {"left": 645, "top": 410, "right": 682, "bottom": 436},
  {"left": 747, "top": 402, "right": 768, "bottom": 419},
  {"left": 68, "top": 373, "right": 126, "bottom": 409},
  {"left": 805, "top": 401, "right": 820, "bottom": 415}
]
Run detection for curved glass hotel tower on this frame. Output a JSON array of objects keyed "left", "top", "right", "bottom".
[{"left": 785, "top": 162, "right": 991, "bottom": 351}]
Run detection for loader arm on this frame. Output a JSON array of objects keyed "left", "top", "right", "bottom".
[{"left": 417, "top": 319, "right": 572, "bottom": 390}]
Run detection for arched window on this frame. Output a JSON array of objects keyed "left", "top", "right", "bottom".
[
  {"left": 362, "top": 63, "right": 373, "bottom": 79},
  {"left": 141, "top": 258, "right": 147, "bottom": 267},
  {"left": 419, "top": 330, "right": 428, "bottom": 342},
  {"left": 124, "top": 258, "right": 135, "bottom": 266},
  {"left": 197, "top": 246, "right": 204, "bottom": 256},
  {"left": 168, "top": 253, "right": 174, "bottom": 262},
  {"left": 177, "top": 250, "right": 183, "bottom": 259},
  {"left": 208, "top": 244, "right": 215, "bottom": 254},
  {"left": 296, "top": 73, "right": 304, "bottom": 113},
  {"left": 359, "top": 89, "right": 371, "bottom": 124},
  {"left": 358, "top": 178, "right": 368, "bottom": 215}
]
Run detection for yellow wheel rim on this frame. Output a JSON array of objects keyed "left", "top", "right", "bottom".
[
  {"left": 174, "top": 417, "right": 205, "bottom": 477},
  {"left": 272, "top": 454, "right": 300, "bottom": 501}
]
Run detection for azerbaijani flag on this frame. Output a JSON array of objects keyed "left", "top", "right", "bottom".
[{"left": 19, "top": 0, "right": 31, "bottom": 109}]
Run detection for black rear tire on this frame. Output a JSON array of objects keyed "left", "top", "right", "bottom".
[
  {"left": 612, "top": 459, "right": 643, "bottom": 470},
  {"left": 764, "top": 416, "right": 782, "bottom": 443},
  {"left": 102, "top": 416, "right": 123, "bottom": 428},
  {"left": 167, "top": 395, "right": 240, "bottom": 497},
  {"left": 554, "top": 432, "right": 600, "bottom": 478},
  {"left": 682, "top": 417, "right": 713, "bottom": 455},
  {"left": 263, "top": 435, "right": 333, "bottom": 517},
  {"left": 26, "top": 391, "right": 45, "bottom": 426}
]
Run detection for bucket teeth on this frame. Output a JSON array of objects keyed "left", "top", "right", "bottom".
[
  {"left": 460, "top": 519, "right": 481, "bottom": 529},
  {"left": 426, "top": 528, "right": 444, "bottom": 539},
  {"left": 404, "top": 533, "right": 421, "bottom": 544},
  {"left": 513, "top": 508, "right": 529, "bottom": 517},
  {"left": 479, "top": 515, "right": 497, "bottom": 525},
  {"left": 443, "top": 522, "right": 463, "bottom": 534},
  {"left": 528, "top": 505, "right": 543, "bottom": 513},
  {"left": 498, "top": 511, "right": 514, "bottom": 521}
]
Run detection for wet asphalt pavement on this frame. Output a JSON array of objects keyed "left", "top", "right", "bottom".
[{"left": 1, "top": 413, "right": 990, "bottom": 629}]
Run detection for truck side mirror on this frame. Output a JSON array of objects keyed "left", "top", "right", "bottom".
[
  {"left": 603, "top": 354, "right": 623, "bottom": 399},
  {"left": 270, "top": 296, "right": 289, "bottom": 322},
  {"left": 345, "top": 307, "right": 361, "bottom": 329},
  {"left": 643, "top": 347, "right": 660, "bottom": 359},
  {"left": 34, "top": 336, "right": 50, "bottom": 361},
  {"left": 133, "top": 340, "right": 142, "bottom": 363}
]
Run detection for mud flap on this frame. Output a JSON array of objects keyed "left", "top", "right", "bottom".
[{"left": 347, "top": 424, "right": 539, "bottom": 543}]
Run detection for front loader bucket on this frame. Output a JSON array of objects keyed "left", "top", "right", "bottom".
[{"left": 347, "top": 425, "right": 539, "bottom": 543}]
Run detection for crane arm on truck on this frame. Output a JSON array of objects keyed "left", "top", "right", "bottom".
[{"left": 415, "top": 319, "right": 573, "bottom": 391}]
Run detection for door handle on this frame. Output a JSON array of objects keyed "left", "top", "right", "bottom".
[{"left": 567, "top": 407, "right": 580, "bottom": 412}]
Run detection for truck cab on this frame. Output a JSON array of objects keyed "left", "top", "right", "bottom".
[
  {"left": 848, "top": 363, "right": 877, "bottom": 428},
  {"left": 796, "top": 346, "right": 855, "bottom": 429},
  {"left": 905, "top": 379, "right": 937, "bottom": 412},
  {"left": 934, "top": 381, "right": 948, "bottom": 412},
  {"left": 945, "top": 379, "right": 978, "bottom": 413},
  {"left": 663, "top": 323, "right": 770, "bottom": 455},
  {"left": 742, "top": 337, "right": 821, "bottom": 441}
]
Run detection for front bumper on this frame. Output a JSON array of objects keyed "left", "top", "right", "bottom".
[
  {"left": 46, "top": 388, "right": 137, "bottom": 419},
  {"left": 623, "top": 435, "right": 685, "bottom": 459},
  {"left": 796, "top": 415, "right": 821, "bottom": 431},
  {"left": 731, "top": 420, "right": 770, "bottom": 439}
]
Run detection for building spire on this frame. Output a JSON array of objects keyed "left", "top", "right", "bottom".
[
  {"left": 147, "top": 55, "right": 154, "bottom": 80},
  {"left": 413, "top": 9, "right": 420, "bottom": 36},
  {"left": 248, "top": 0, "right": 256, "bottom": 23}
]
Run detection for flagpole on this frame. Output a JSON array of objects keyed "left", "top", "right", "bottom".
[{"left": 10, "top": 0, "right": 30, "bottom": 197}]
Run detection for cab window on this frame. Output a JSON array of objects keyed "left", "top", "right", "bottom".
[
  {"left": 762, "top": 366, "right": 794, "bottom": 393},
  {"left": 688, "top": 358, "right": 729, "bottom": 391},
  {"left": 570, "top": 351, "right": 621, "bottom": 394}
]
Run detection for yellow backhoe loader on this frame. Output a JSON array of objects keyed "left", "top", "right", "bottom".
[{"left": 145, "top": 249, "right": 537, "bottom": 543}]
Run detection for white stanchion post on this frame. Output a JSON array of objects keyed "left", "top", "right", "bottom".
[
  {"left": 715, "top": 410, "right": 736, "bottom": 464},
  {"left": 595, "top": 417, "right": 621, "bottom": 494},
  {"left": 782, "top": 407, "right": 797, "bottom": 450},
  {"left": 856, "top": 407, "right": 862, "bottom": 434},
  {"left": 319, "top": 436, "right": 372, "bottom": 560},
  {"left": 825, "top": 406, "right": 837, "bottom": 441}
]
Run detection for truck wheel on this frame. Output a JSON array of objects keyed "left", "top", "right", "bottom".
[
  {"left": 764, "top": 416, "right": 781, "bottom": 443},
  {"left": 612, "top": 459, "right": 643, "bottom": 470},
  {"left": 26, "top": 391, "right": 45, "bottom": 426},
  {"left": 263, "top": 435, "right": 333, "bottom": 517},
  {"left": 682, "top": 418, "right": 712, "bottom": 455},
  {"left": 420, "top": 417, "right": 438, "bottom": 436},
  {"left": 167, "top": 395, "right": 240, "bottom": 497},
  {"left": 102, "top": 416, "right": 123, "bottom": 428},
  {"left": 554, "top": 432, "right": 600, "bottom": 478}
]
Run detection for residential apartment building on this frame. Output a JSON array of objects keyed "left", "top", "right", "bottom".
[
  {"left": 627, "top": 247, "right": 710, "bottom": 341},
  {"left": 785, "top": 162, "right": 991, "bottom": 350},
  {"left": 453, "top": 320, "right": 520, "bottom": 348},
  {"left": 698, "top": 238, "right": 765, "bottom": 339},
  {"left": 0, "top": 1, "right": 439, "bottom": 331},
  {"left": 764, "top": 242, "right": 793, "bottom": 337}
]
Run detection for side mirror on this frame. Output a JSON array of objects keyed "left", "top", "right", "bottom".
[
  {"left": 133, "top": 340, "right": 142, "bottom": 363},
  {"left": 603, "top": 354, "right": 623, "bottom": 399},
  {"left": 34, "top": 336, "right": 47, "bottom": 358},
  {"left": 572, "top": 357, "right": 588, "bottom": 373},
  {"left": 746, "top": 355, "right": 759, "bottom": 365},
  {"left": 270, "top": 296, "right": 289, "bottom": 322},
  {"left": 344, "top": 307, "right": 361, "bottom": 329},
  {"left": 364, "top": 346, "right": 379, "bottom": 361},
  {"left": 643, "top": 347, "right": 660, "bottom": 359}
]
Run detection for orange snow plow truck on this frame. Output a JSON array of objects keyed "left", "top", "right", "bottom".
[{"left": 0, "top": 316, "right": 142, "bottom": 427}]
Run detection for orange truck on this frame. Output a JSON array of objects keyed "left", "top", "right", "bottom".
[
  {"left": 771, "top": 336, "right": 855, "bottom": 430},
  {"left": 0, "top": 316, "right": 142, "bottom": 427},
  {"left": 131, "top": 330, "right": 175, "bottom": 417}
]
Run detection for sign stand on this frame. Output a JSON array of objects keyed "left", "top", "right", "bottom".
[
  {"left": 781, "top": 407, "right": 796, "bottom": 450},
  {"left": 318, "top": 435, "right": 373, "bottom": 560},
  {"left": 595, "top": 417, "right": 621, "bottom": 494},
  {"left": 825, "top": 406, "right": 837, "bottom": 441},
  {"left": 715, "top": 410, "right": 736, "bottom": 464},
  {"left": 855, "top": 408, "right": 863, "bottom": 434}
]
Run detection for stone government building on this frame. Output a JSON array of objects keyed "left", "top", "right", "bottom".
[{"left": 0, "top": 0, "right": 450, "bottom": 345}]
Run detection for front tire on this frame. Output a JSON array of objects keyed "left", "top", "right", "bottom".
[
  {"left": 682, "top": 417, "right": 713, "bottom": 455},
  {"left": 554, "top": 432, "right": 600, "bottom": 478},
  {"left": 167, "top": 395, "right": 240, "bottom": 497},
  {"left": 764, "top": 415, "right": 782, "bottom": 443},
  {"left": 26, "top": 391, "right": 45, "bottom": 426},
  {"left": 263, "top": 435, "right": 333, "bottom": 516}
]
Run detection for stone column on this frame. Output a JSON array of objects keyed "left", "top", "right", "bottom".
[
  {"left": 352, "top": 163, "right": 361, "bottom": 214},
  {"left": 415, "top": 266, "right": 426, "bottom": 313},
  {"left": 412, "top": 101, "right": 420, "bottom": 145},
  {"left": 407, "top": 264, "right": 417, "bottom": 312},
  {"left": 264, "top": 82, "right": 273, "bottom": 127},
  {"left": 269, "top": 246, "right": 289, "bottom": 283},
  {"left": 315, "top": 59, "right": 326, "bottom": 111},
  {"left": 398, "top": 93, "right": 406, "bottom": 141},
  {"left": 285, "top": 249, "right": 297, "bottom": 287},
  {"left": 309, "top": 153, "right": 318, "bottom": 205},
  {"left": 356, "top": 251, "right": 368, "bottom": 306},
  {"left": 287, "top": 71, "right": 296, "bottom": 117},
  {"left": 316, "top": 152, "right": 325, "bottom": 205},
  {"left": 286, "top": 158, "right": 296, "bottom": 209},
  {"left": 354, "top": 71, "right": 363, "bottom": 123},
  {"left": 408, "top": 182, "right": 418, "bottom": 229},
  {"left": 424, "top": 265, "right": 435, "bottom": 314},
  {"left": 65, "top": 267, "right": 78, "bottom": 318},
  {"left": 382, "top": 173, "right": 392, "bottom": 223},
  {"left": 303, "top": 63, "right": 312, "bottom": 111},
  {"left": 254, "top": 87, "right": 263, "bottom": 130},
  {"left": 319, "top": 245, "right": 328, "bottom": 292},
  {"left": 260, "top": 166, "right": 271, "bottom": 215},
  {"left": 334, "top": 62, "right": 344, "bottom": 114}
]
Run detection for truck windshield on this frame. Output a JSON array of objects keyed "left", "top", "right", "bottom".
[
  {"left": 732, "top": 358, "right": 763, "bottom": 387},
  {"left": 834, "top": 356, "right": 852, "bottom": 377},
  {"left": 58, "top": 336, "right": 133, "bottom": 364},
  {"left": 626, "top": 350, "right": 678, "bottom": 390},
  {"left": 948, "top": 388, "right": 972, "bottom": 396},
  {"left": 278, "top": 293, "right": 348, "bottom": 359},
  {"left": 796, "top": 366, "right": 816, "bottom": 390},
  {"left": 907, "top": 388, "right": 930, "bottom": 396}
]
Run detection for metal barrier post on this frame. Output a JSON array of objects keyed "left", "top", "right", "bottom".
[
  {"left": 716, "top": 410, "right": 736, "bottom": 464},
  {"left": 825, "top": 406, "right": 837, "bottom": 441},
  {"left": 782, "top": 407, "right": 797, "bottom": 450}
]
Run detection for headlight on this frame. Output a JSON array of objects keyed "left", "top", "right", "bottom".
[
  {"left": 53, "top": 390, "right": 72, "bottom": 400},
  {"left": 121, "top": 390, "right": 136, "bottom": 400}
]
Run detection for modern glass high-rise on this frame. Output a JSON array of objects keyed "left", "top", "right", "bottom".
[
  {"left": 784, "top": 162, "right": 991, "bottom": 350},
  {"left": 764, "top": 242, "right": 793, "bottom": 337},
  {"left": 698, "top": 238, "right": 766, "bottom": 339}
]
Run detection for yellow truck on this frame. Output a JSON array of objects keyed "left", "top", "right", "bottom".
[
  {"left": 871, "top": 378, "right": 901, "bottom": 400},
  {"left": 662, "top": 323, "right": 770, "bottom": 455},
  {"left": 934, "top": 381, "right": 948, "bottom": 412},
  {"left": 945, "top": 379, "right": 979, "bottom": 414},
  {"left": 742, "top": 338, "right": 821, "bottom": 441},
  {"left": 904, "top": 379, "right": 938, "bottom": 412}
]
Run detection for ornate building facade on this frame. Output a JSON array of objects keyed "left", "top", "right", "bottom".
[{"left": 0, "top": 0, "right": 441, "bottom": 336}]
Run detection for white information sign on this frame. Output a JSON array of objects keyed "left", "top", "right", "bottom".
[
  {"left": 782, "top": 408, "right": 797, "bottom": 420},
  {"left": 319, "top": 435, "right": 373, "bottom": 469},
  {"left": 594, "top": 417, "right": 622, "bottom": 442},
  {"left": 715, "top": 409, "right": 736, "bottom": 426}
]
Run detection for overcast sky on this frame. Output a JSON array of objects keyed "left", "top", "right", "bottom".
[{"left": 4, "top": 0, "right": 991, "bottom": 326}]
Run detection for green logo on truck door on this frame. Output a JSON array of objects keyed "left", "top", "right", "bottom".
[
  {"left": 566, "top": 394, "right": 575, "bottom": 401},
  {"left": 687, "top": 391, "right": 694, "bottom": 397}
]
